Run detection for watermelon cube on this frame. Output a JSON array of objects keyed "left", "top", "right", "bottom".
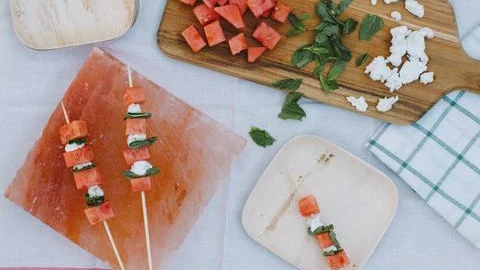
[
  {"left": 178, "top": 0, "right": 197, "bottom": 6},
  {"left": 228, "top": 33, "right": 248, "bottom": 55},
  {"left": 84, "top": 201, "right": 115, "bottom": 225},
  {"left": 204, "top": 20, "right": 226, "bottom": 47},
  {"left": 246, "top": 0, "right": 276, "bottom": 18},
  {"left": 228, "top": 0, "right": 247, "bottom": 14},
  {"left": 193, "top": 4, "right": 220, "bottom": 26},
  {"left": 124, "top": 86, "right": 145, "bottom": 105},
  {"left": 298, "top": 195, "right": 320, "bottom": 217},
  {"left": 181, "top": 25, "right": 207, "bottom": 53},
  {"left": 214, "top": 4, "right": 245, "bottom": 29},
  {"left": 130, "top": 177, "right": 152, "bottom": 192},
  {"left": 218, "top": 0, "right": 228, "bottom": 5},
  {"left": 203, "top": 0, "right": 219, "bottom": 8},
  {"left": 248, "top": 47, "right": 266, "bottom": 63},
  {"left": 252, "top": 21, "right": 281, "bottom": 50},
  {"left": 260, "top": 9, "right": 271, "bottom": 17},
  {"left": 73, "top": 167, "right": 104, "bottom": 190},
  {"left": 271, "top": 2, "right": 291, "bottom": 23}
]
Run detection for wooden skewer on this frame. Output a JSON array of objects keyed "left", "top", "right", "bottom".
[
  {"left": 127, "top": 65, "right": 153, "bottom": 270},
  {"left": 61, "top": 102, "right": 125, "bottom": 270}
]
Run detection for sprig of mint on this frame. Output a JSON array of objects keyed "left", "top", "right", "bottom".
[{"left": 249, "top": 127, "right": 276, "bottom": 147}]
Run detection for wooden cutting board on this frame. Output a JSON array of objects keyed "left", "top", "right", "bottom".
[{"left": 157, "top": 0, "right": 480, "bottom": 124}]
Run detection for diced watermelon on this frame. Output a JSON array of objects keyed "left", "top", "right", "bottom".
[
  {"left": 125, "top": 118, "right": 147, "bottom": 135},
  {"left": 252, "top": 21, "right": 281, "bottom": 50},
  {"left": 130, "top": 177, "right": 152, "bottom": 192},
  {"left": 297, "top": 194, "right": 320, "bottom": 217},
  {"left": 214, "top": 5, "right": 245, "bottom": 29},
  {"left": 246, "top": 0, "right": 275, "bottom": 18},
  {"left": 181, "top": 25, "right": 207, "bottom": 53},
  {"left": 229, "top": 0, "right": 247, "bottom": 14},
  {"left": 193, "top": 4, "right": 220, "bottom": 26},
  {"left": 247, "top": 47, "right": 266, "bottom": 63},
  {"left": 326, "top": 251, "right": 350, "bottom": 270},
  {"left": 270, "top": 2, "right": 291, "bottom": 23},
  {"left": 84, "top": 201, "right": 115, "bottom": 225},
  {"left": 315, "top": 232, "right": 334, "bottom": 249},
  {"left": 123, "top": 147, "right": 151, "bottom": 166},
  {"left": 218, "top": 0, "right": 228, "bottom": 5},
  {"left": 63, "top": 146, "right": 94, "bottom": 168},
  {"left": 59, "top": 120, "right": 88, "bottom": 145},
  {"left": 124, "top": 87, "right": 145, "bottom": 105},
  {"left": 228, "top": 33, "right": 248, "bottom": 55},
  {"left": 260, "top": 9, "right": 271, "bottom": 17},
  {"left": 203, "top": 0, "right": 219, "bottom": 8},
  {"left": 204, "top": 20, "right": 226, "bottom": 47},
  {"left": 178, "top": 0, "right": 197, "bottom": 6},
  {"left": 73, "top": 167, "right": 104, "bottom": 190}
]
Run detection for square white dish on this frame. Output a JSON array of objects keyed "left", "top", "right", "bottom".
[{"left": 242, "top": 135, "right": 399, "bottom": 270}]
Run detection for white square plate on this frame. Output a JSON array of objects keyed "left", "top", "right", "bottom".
[{"left": 242, "top": 135, "right": 399, "bottom": 270}]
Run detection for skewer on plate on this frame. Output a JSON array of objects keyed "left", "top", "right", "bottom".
[
  {"left": 122, "top": 65, "right": 160, "bottom": 270},
  {"left": 60, "top": 103, "right": 125, "bottom": 270}
]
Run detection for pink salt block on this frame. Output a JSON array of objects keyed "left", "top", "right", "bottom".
[{"left": 5, "top": 48, "right": 246, "bottom": 269}]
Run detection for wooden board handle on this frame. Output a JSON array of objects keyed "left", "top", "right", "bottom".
[{"left": 445, "top": 47, "right": 480, "bottom": 95}]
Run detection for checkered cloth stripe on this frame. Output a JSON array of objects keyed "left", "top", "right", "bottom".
[{"left": 367, "top": 91, "right": 480, "bottom": 248}]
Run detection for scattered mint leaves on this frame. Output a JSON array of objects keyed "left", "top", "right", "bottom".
[
  {"left": 342, "top": 18, "right": 358, "bottom": 35},
  {"left": 291, "top": 47, "right": 315, "bottom": 68},
  {"left": 287, "top": 13, "right": 311, "bottom": 37},
  {"left": 327, "top": 60, "right": 348, "bottom": 81},
  {"left": 272, "top": 79, "right": 303, "bottom": 91},
  {"left": 356, "top": 53, "right": 370, "bottom": 66},
  {"left": 249, "top": 127, "right": 276, "bottom": 147},
  {"left": 320, "top": 74, "right": 339, "bottom": 92},
  {"left": 336, "top": 0, "right": 354, "bottom": 15},
  {"left": 359, "top": 14, "right": 384, "bottom": 40},
  {"left": 278, "top": 92, "right": 306, "bottom": 121}
]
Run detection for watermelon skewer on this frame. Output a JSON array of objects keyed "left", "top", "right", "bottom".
[
  {"left": 60, "top": 103, "right": 125, "bottom": 270},
  {"left": 125, "top": 66, "right": 157, "bottom": 270}
]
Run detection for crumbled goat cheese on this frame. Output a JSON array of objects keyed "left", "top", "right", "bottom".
[
  {"left": 406, "top": 30, "right": 429, "bottom": 63},
  {"left": 365, "top": 56, "right": 392, "bottom": 83},
  {"left": 385, "top": 68, "right": 403, "bottom": 92},
  {"left": 376, "top": 96, "right": 399, "bottom": 112},
  {"left": 131, "top": 161, "right": 153, "bottom": 176},
  {"left": 399, "top": 58, "right": 427, "bottom": 84},
  {"left": 384, "top": 0, "right": 401, "bottom": 3},
  {"left": 419, "top": 27, "right": 435, "bottom": 39},
  {"left": 306, "top": 214, "right": 324, "bottom": 232},
  {"left": 127, "top": 103, "right": 142, "bottom": 113},
  {"left": 420, "top": 72, "right": 435, "bottom": 84},
  {"left": 88, "top": 185, "right": 104, "bottom": 198},
  {"left": 391, "top": 11, "right": 402, "bottom": 22},
  {"left": 65, "top": 141, "right": 85, "bottom": 152},
  {"left": 388, "top": 26, "right": 410, "bottom": 67},
  {"left": 346, "top": 96, "right": 369, "bottom": 112},
  {"left": 127, "top": 134, "right": 146, "bottom": 146},
  {"left": 371, "top": 0, "right": 377, "bottom": 6},
  {"left": 405, "top": 0, "right": 424, "bottom": 18},
  {"left": 73, "top": 161, "right": 93, "bottom": 171}
]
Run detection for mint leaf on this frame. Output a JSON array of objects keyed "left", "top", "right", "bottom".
[
  {"left": 356, "top": 53, "right": 370, "bottom": 66},
  {"left": 124, "top": 112, "right": 152, "bottom": 120},
  {"left": 359, "top": 15, "right": 384, "bottom": 40},
  {"left": 291, "top": 46, "right": 315, "bottom": 68},
  {"left": 342, "top": 18, "right": 358, "bottom": 35},
  {"left": 287, "top": 28, "right": 305, "bottom": 37},
  {"left": 272, "top": 79, "right": 302, "bottom": 91},
  {"left": 68, "top": 137, "right": 87, "bottom": 145},
  {"left": 288, "top": 13, "right": 306, "bottom": 31},
  {"left": 336, "top": 0, "right": 354, "bottom": 15},
  {"left": 123, "top": 167, "right": 160, "bottom": 179},
  {"left": 249, "top": 127, "right": 275, "bottom": 147},
  {"left": 278, "top": 92, "right": 306, "bottom": 121},
  {"left": 128, "top": 137, "right": 157, "bottom": 149},
  {"left": 320, "top": 74, "right": 339, "bottom": 92},
  {"left": 327, "top": 60, "right": 347, "bottom": 81},
  {"left": 85, "top": 194, "right": 104, "bottom": 207}
]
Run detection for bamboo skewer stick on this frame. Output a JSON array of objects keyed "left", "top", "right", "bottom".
[
  {"left": 127, "top": 66, "right": 153, "bottom": 270},
  {"left": 61, "top": 102, "right": 125, "bottom": 270}
]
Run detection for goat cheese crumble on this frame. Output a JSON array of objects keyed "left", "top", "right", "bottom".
[
  {"left": 391, "top": 11, "right": 402, "bottom": 22},
  {"left": 377, "top": 96, "right": 399, "bottom": 112},
  {"left": 346, "top": 96, "right": 369, "bottom": 112},
  {"left": 384, "top": 0, "right": 401, "bottom": 3},
  {"left": 88, "top": 185, "right": 104, "bottom": 198},
  {"left": 131, "top": 161, "right": 152, "bottom": 176},
  {"left": 420, "top": 72, "right": 435, "bottom": 84},
  {"left": 306, "top": 214, "right": 324, "bottom": 232},
  {"left": 371, "top": 0, "right": 377, "bottom": 6},
  {"left": 385, "top": 68, "right": 403, "bottom": 92},
  {"left": 405, "top": 0, "right": 424, "bottom": 18},
  {"left": 128, "top": 103, "right": 142, "bottom": 113},
  {"left": 399, "top": 58, "right": 428, "bottom": 84},
  {"left": 127, "top": 134, "right": 146, "bottom": 146},
  {"left": 65, "top": 141, "right": 85, "bottom": 152},
  {"left": 365, "top": 56, "right": 392, "bottom": 83}
]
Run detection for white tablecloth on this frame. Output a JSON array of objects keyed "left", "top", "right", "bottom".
[{"left": 1, "top": 1, "right": 480, "bottom": 269}]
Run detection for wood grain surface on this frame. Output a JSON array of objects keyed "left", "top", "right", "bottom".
[{"left": 157, "top": 0, "right": 480, "bottom": 124}]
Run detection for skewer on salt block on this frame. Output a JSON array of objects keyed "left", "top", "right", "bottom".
[
  {"left": 127, "top": 65, "right": 153, "bottom": 270},
  {"left": 61, "top": 102, "right": 126, "bottom": 270}
]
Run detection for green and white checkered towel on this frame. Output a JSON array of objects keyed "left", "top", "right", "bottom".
[{"left": 367, "top": 90, "right": 480, "bottom": 248}]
